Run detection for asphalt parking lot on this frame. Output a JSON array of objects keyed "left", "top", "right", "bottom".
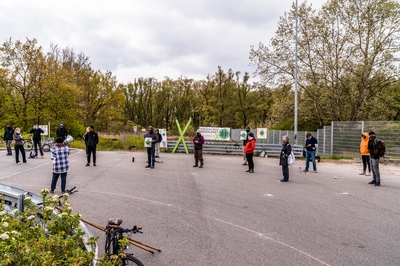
[{"left": 1, "top": 148, "right": 400, "bottom": 266}]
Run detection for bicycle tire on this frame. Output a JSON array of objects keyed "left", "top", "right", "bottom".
[
  {"left": 24, "top": 140, "right": 33, "bottom": 151},
  {"left": 121, "top": 255, "right": 144, "bottom": 266},
  {"left": 42, "top": 144, "right": 50, "bottom": 152}
]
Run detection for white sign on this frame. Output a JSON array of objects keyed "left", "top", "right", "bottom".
[
  {"left": 39, "top": 125, "right": 49, "bottom": 136},
  {"left": 257, "top": 128, "right": 267, "bottom": 139},
  {"left": 199, "top": 127, "right": 231, "bottom": 141},
  {"left": 133, "top": 126, "right": 137, "bottom": 132},
  {"left": 144, "top": 137, "right": 152, "bottom": 148},
  {"left": 239, "top": 130, "right": 247, "bottom": 140},
  {"left": 159, "top": 129, "right": 167, "bottom": 148}
]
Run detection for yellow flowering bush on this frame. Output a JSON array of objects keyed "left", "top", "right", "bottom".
[{"left": 0, "top": 189, "right": 97, "bottom": 266}]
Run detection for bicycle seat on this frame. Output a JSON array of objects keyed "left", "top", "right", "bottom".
[{"left": 108, "top": 218, "right": 123, "bottom": 226}]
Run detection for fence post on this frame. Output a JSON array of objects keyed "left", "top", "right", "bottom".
[
  {"left": 330, "top": 121, "right": 334, "bottom": 156},
  {"left": 323, "top": 126, "right": 326, "bottom": 156}
]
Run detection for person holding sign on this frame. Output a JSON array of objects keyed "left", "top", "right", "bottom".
[{"left": 144, "top": 126, "right": 158, "bottom": 169}]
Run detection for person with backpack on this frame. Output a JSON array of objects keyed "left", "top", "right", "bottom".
[
  {"left": 302, "top": 132, "right": 318, "bottom": 173},
  {"left": 367, "top": 131, "right": 385, "bottom": 186},
  {"left": 279, "top": 135, "right": 292, "bottom": 182}
]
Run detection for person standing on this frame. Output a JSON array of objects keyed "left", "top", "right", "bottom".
[
  {"left": 242, "top": 126, "right": 251, "bottom": 165},
  {"left": 56, "top": 122, "right": 68, "bottom": 140},
  {"left": 30, "top": 124, "right": 45, "bottom": 158},
  {"left": 155, "top": 129, "right": 162, "bottom": 158},
  {"left": 193, "top": 129, "right": 205, "bottom": 168},
  {"left": 3, "top": 123, "right": 14, "bottom": 156},
  {"left": 13, "top": 127, "right": 28, "bottom": 164},
  {"left": 144, "top": 126, "right": 158, "bottom": 169},
  {"left": 50, "top": 137, "right": 70, "bottom": 194},
  {"left": 85, "top": 126, "right": 99, "bottom": 167},
  {"left": 302, "top": 132, "right": 318, "bottom": 173},
  {"left": 368, "top": 131, "right": 385, "bottom": 186},
  {"left": 279, "top": 135, "right": 292, "bottom": 182},
  {"left": 244, "top": 132, "right": 255, "bottom": 173},
  {"left": 359, "top": 132, "right": 371, "bottom": 176}
]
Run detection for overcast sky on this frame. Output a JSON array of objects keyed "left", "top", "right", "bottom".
[{"left": 0, "top": 0, "right": 326, "bottom": 84}]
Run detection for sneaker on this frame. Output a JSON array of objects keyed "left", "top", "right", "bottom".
[
  {"left": 50, "top": 190, "right": 54, "bottom": 194},
  {"left": 93, "top": 163, "right": 97, "bottom": 167},
  {"left": 245, "top": 170, "right": 250, "bottom": 172},
  {"left": 249, "top": 170, "right": 254, "bottom": 173},
  {"left": 359, "top": 172, "right": 366, "bottom": 175},
  {"left": 313, "top": 170, "right": 317, "bottom": 173},
  {"left": 62, "top": 190, "right": 67, "bottom": 194},
  {"left": 280, "top": 179, "right": 288, "bottom": 182},
  {"left": 34, "top": 156, "right": 38, "bottom": 159},
  {"left": 375, "top": 182, "right": 381, "bottom": 186},
  {"left": 199, "top": 165, "right": 203, "bottom": 168},
  {"left": 151, "top": 166, "right": 154, "bottom": 169},
  {"left": 302, "top": 169, "right": 308, "bottom": 172},
  {"left": 23, "top": 161, "right": 29, "bottom": 164},
  {"left": 85, "top": 163, "right": 90, "bottom": 167},
  {"left": 41, "top": 156, "right": 44, "bottom": 159},
  {"left": 368, "top": 180, "right": 376, "bottom": 185},
  {"left": 193, "top": 165, "right": 198, "bottom": 167},
  {"left": 366, "top": 172, "right": 371, "bottom": 176},
  {"left": 145, "top": 165, "right": 151, "bottom": 168},
  {"left": 242, "top": 163, "right": 248, "bottom": 165},
  {"left": 17, "top": 162, "right": 21, "bottom": 165}
]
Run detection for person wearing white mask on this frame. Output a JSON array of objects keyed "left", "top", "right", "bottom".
[{"left": 13, "top": 127, "right": 28, "bottom": 164}]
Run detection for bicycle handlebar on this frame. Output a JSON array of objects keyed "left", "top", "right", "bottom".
[{"left": 107, "top": 224, "right": 143, "bottom": 234}]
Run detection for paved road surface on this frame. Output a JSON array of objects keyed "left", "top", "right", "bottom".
[{"left": 1, "top": 149, "right": 400, "bottom": 266}]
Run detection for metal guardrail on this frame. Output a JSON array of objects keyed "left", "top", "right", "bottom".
[{"left": 166, "top": 141, "right": 303, "bottom": 157}]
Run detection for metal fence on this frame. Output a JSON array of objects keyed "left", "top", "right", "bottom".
[{"left": 233, "top": 121, "right": 399, "bottom": 158}]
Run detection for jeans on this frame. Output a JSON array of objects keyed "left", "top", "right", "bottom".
[
  {"left": 246, "top": 153, "right": 254, "bottom": 170},
  {"left": 282, "top": 165, "right": 289, "bottom": 181},
  {"left": 15, "top": 144, "right": 27, "bottom": 163},
  {"left": 305, "top": 150, "right": 317, "bottom": 171},
  {"left": 147, "top": 147, "right": 155, "bottom": 167},
  {"left": 6, "top": 140, "right": 12, "bottom": 154},
  {"left": 361, "top": 155, "right": 371, "bottom": 173},
  {"left": 51, "top": 172, "right": 67, "bottom": 191},
  {"left": 33, "top": 139, "right": 44, "bottom": 156},
  {"left": 370, "top": 158, "right": 380, "bottom": 183},
  {"left": 87, "top": 145, "right": 96, "bottom": 164}
]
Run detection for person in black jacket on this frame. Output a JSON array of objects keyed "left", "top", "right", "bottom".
[
  {"left": 84, "top": 125, "right": 99, "bottom": 166},
  {"left": 302, "top": 132, "right": 318, "bottom": 173},
  {"left": 279, "top": 135, "right": 292, "bottom": 182},
  {"left": 367, "top": 131, "right": 385, "bottom": 186},
  {"left": 3, "top": 123, "right": 14, "bottom": 156},
  {"left": 155, "top": 129, "right": 162, "bottom": 158},
  {"left": 144, "top": 126, "right": 158, "bottom": 169},
  {"left": 56, "top": 122, "right": 68, "bottom": 140},
  {"left": 30, "top": 124, "right": 45, "bottom": 158},
  {"left": 242, "top": 126, "right": 251, "bottom": 165}
]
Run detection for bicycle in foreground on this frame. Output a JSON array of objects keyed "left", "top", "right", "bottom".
[{"left": 104, "top": 218, "right": 145, "bottom": 266}]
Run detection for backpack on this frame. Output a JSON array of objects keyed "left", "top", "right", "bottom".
[
  {"left": 29, "top": 151, "right": 36, "bottom": 158},
  {"left": 259, "top": 150, "right": 266, "bottom": 157},
  {"left": 288, "top": 151, "right": 295, "bottom": 165},
  {"left": 378, "top": 140, "right": 386, "bottom": 157}
]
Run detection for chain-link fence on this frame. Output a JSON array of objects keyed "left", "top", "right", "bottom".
[{"left": 232, "top": 121, "right": 399, "bottom": 158}]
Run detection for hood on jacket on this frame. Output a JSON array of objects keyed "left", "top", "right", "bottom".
[{"left": 361, "top": 132, "right": 370, "bottom": 140}]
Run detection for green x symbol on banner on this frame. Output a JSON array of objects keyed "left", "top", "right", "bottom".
[{"left": 172, "top": 119, "right": 191, "bottom": 153}]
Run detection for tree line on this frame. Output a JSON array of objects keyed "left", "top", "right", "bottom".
[{"left": 1, "top": 0, "right": 400, "bottom": 138}]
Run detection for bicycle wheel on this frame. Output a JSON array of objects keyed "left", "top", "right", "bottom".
[
  {"left": 121, "top": 255, "right": 144, "bottom": 266},
  {"left": 42, "top": 144, "right": 50, "bottom": 152},
  {"left": 24, "top": 140, "right": 33, "bottom": 151}
]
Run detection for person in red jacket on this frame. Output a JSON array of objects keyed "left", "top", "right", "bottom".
[
  {"left": 359, "top": 132, "right": 371, "bottom": 176},
  {"left": 244, "top": 132, "right": 256, "bottom": 173}
]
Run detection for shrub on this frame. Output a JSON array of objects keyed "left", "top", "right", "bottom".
[{"left": 0, "top": 189, "right": 97, "bottom": 265}]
